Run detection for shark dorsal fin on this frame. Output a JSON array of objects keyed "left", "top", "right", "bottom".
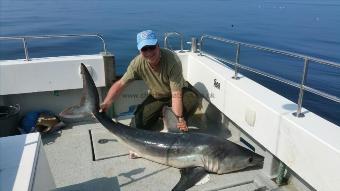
[{"left": 161, "top": 106, "right": 182, "bottom": 133}]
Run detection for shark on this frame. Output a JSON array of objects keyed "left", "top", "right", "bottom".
[{"left": 60, "top": 63, "right": 264, "bottom": 191}]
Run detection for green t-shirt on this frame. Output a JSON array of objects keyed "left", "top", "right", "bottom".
[{"left": 121, "top": 48, "right": 186, "bottom": 99}]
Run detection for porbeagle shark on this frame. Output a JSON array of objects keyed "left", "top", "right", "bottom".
[{"left": 60, "top": 63, "right": 264, "bottom": 190}]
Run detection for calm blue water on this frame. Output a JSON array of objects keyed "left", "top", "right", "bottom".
[{"left": 0, "top": 0, "right": 339, "bottom": 125}]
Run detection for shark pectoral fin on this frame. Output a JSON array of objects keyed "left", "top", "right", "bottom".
[{"left": 172, "top": 166, "right": 208, "bottom": 191}]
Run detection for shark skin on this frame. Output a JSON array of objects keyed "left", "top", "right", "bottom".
[{"left": 60, "top": 63, "right": 264, "bottom": 191}]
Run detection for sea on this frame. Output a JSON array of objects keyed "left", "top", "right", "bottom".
[{"left": 0, "top": 0, "right": 339, "bottom": 125}]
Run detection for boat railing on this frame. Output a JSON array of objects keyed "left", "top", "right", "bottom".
[
  {"left": 0, "top": 34, "right": 108, "bottom": 61},
  {"left": 164, "top": 32, "right": 184, "bottom": 52},
  {"left": 195, "top": 34, "right": 340, "bottom": 118}
]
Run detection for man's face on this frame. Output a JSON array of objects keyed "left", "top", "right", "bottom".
[{"left": 140, "top": 45, "right": 160, "bottom": 66}]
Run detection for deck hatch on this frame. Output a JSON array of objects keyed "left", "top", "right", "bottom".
[{"left": 89, "top": 128, "right": 128, "bottom": 161}]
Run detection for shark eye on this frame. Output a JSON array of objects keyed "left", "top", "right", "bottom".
[{"left": 248, "top": 157, "right": 253, "bottom": 163}]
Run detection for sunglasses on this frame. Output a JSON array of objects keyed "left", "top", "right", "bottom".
[{"left": 141, "top": 45, "right": 157, "bottom": 52}]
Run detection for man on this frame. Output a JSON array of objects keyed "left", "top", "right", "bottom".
[{"left": 100, "top": 30, "right": 199, "bottom": 132}]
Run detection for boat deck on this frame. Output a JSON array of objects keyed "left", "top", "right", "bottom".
[{"left": 41, "top": 114, "right": 297, "bottom": 191}]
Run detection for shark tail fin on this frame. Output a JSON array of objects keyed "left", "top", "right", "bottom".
[{"left": 59, "top": 63, "right": 100, "bottom": 119}]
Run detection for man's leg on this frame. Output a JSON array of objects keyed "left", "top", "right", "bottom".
[
  {"left": 182, "top": 85, "right": 201, "bottom": 120},
  {"left": 133, "top": 95, "right": 169, "bottom": 131},
  {"left": 129, "top": 95, "right": 168, "bottom": 159}
]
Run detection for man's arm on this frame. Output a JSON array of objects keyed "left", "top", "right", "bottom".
[
  {"left": 171, "top": 90, "right": 188, "bottom": 131},
  {"left": 100, "top": 79, "right": 128, "bottom": 112}
]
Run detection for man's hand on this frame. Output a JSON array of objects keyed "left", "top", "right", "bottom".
[
  {"left": 177, "top": 117, "right": 188, "bottom": 132},
  {"left": 99, "top": 79, "right": 127, "bottom": 113},
  {"left": 99, "top": 101, "right": 112, "bottom": 113}
]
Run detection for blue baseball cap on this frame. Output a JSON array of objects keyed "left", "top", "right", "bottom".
[{"left": 136, "top": 30, "right": 158, "bottom": 50}]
